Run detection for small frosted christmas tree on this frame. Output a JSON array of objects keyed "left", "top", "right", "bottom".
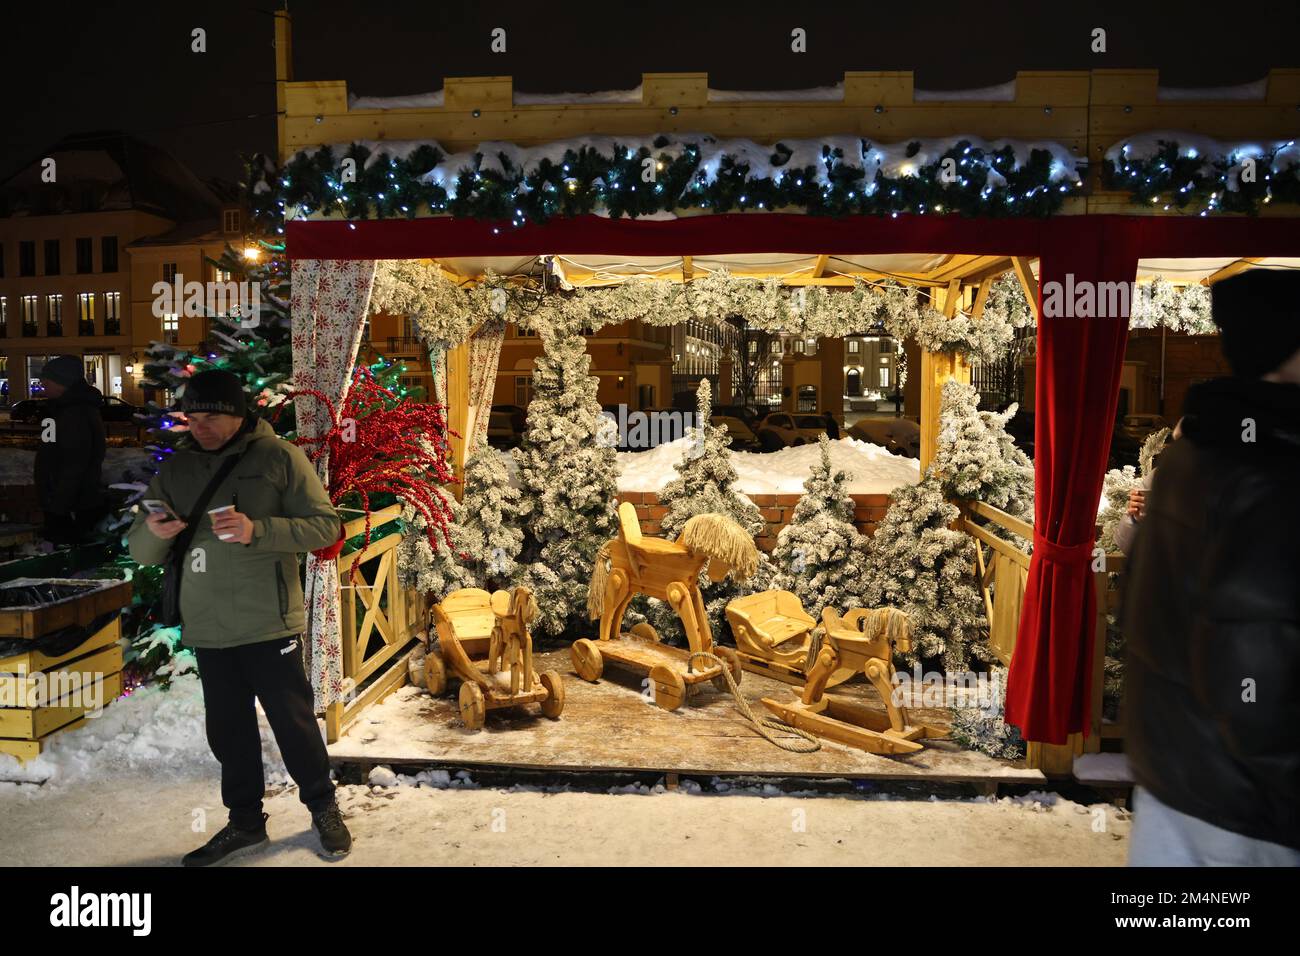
[
  {"left": 651, "top": 380, "right": 768, "bottom": 644},
  {"left": 398, "top": 442, "right": 525, "bottom": 600},
  {"left": 948, "top": 667, "right": 1025, "bottom": 759},
  {"left": 458, "top": 444, "right": 525, "bottom": 591},
  {"left": 862, "top": 476, "right": 984, "bottom": 669},
  {"left": 769, "top": 435, "right": 871, "bottom": 620},
  {"left": 931, "top": 380, "right": 1033, "bottom": 520},
  {"left": 513, "top": 333, "right": 620, "bottom": 637}
]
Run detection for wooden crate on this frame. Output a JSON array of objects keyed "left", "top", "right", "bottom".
[
  {"left": 0, "top": 616, "right": 126, "bottom": 762},
  {"left": 0, "top": 578, "right": 132, "bottom": 639}
]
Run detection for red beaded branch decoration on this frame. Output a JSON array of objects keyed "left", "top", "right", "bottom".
[{"left": 287, "top": 365, "right": 459, "bottom": 573}]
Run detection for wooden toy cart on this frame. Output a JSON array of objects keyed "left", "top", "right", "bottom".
[
  {"left": 425, "top": 586, "right": 564, "bottom": 730},
  {"left": 761, "top": 607, "right": 945, "bottom": 755},
  {"left": 571, "top": 503, "right": 753, "bottom": 711},
  {"left": 725, "top": 590, "right": 856, "bottom": 688}
]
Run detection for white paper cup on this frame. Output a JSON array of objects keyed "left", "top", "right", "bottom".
[{"left": 209, "top": 505, "right": 237, "bottom": 540}]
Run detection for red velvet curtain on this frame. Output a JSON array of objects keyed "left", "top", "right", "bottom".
[{"left": 1003, "top": 219, "right": 1141, "bottom": 744}]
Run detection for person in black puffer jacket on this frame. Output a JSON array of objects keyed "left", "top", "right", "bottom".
[
  {"left": 32, "top": 355, "right": 106, "bottom": 545},
  {"left": 1122, "top": 268, "right": 1300, "bottom": 865}
]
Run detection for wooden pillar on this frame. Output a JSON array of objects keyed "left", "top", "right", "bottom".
[
  {"left": 274, "top": 10, "right": 293, "bottom": 163},
  {"left": 445, "top": 337, "right": 471, "bottom": 499},
  {"left": 919, "top": 281, "right": 971, "bottom": 472}
]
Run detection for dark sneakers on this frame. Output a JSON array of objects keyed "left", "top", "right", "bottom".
[
  {"left": 182, "top": 814, "right": 269, "bottom": 867},
  {"left": 311, "top": 804, "right": 352, "bottom": 860}
]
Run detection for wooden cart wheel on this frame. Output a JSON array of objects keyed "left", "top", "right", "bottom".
[
  {"left": 571, "top": 639, "right": 604, "bottom": 682},
  {"left": 459, "top": 682, "right": 486, "bottom": 730},
  {"left": 424, "top": 649, "right": 447, "bottom": 696},
  {"left": 710, "top": 646, "right": 743, "bottom": 692},
  {"left": 628, "top": 622, "right": 658, "bottom": 642},
  {"left": 649, "top": 664, "right": 687, "bottom": 711},
  {"left": 539, "top": 670, "right": 565, "bottom": 718}
]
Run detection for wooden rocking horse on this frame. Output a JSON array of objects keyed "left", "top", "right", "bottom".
[
  {"left": 426, "top": 585, "right": 565, "bottom": 731},
  {"left": 570, "top": 503, "right": 755, "bottom": 711},
  {"left": 760, "top": 606, "right": 945, "bottom": 755}
]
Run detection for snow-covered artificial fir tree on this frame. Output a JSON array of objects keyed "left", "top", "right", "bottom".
[
  {"left": 768, "top": 435, "right": 871, "bottom": 620},
  {"left": 947, "top": 667, "right": 1025, "bottom": 759},
  {"left": 931, "top": 380, "right": 1034, "bottom": 521},
  {"left": 861, "top": 476, "right": 984, "bottom": 670},
  {"left": 650, "top": 380, "right": 768, "bottom": 644},
  {"left": 458, "top": 444, "right": 525, "bottom": 591},
  {"left": 397, "top": 443, "right": 524, "bottom": 600},
  {"left": 513, "top": 333, "right": 620, "bottom": 637}
]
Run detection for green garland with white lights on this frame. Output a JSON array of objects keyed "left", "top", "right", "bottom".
[
  {"left": 1103, "top": 135, "right": 1300, "bottom": 214},
  {"left": 250, "top": 134, "right": 1084, "bottom": 230}
]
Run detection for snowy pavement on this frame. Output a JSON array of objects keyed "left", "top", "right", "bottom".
[{"left": 0, "top": 670, "right": 1131, "bottom": 866}]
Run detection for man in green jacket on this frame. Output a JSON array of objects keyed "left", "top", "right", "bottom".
[{"left": 127, "top": 370, "right": 351, "bottom": 865}]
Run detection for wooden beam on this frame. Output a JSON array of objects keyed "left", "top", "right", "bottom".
[
  {"left": 970, "top": 275, "right": 994, "bottom": 320},
  {"left": 1011, "top": 257, "right": 1039, "bottom": 320},
  {"left": 1203, "top": 257, "right": 1264, "bottom": 285},
  {"left": 811, "top": 254, "right": 829, "bottom": 278}
]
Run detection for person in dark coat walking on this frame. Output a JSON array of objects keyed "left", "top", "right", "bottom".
[
  {"left": 822, "top": 410, "right": 840, "bottom": 440},
  {"left": 1122, "top": 269, "right": 1300, "bottom": 865},
  {"left": 32, "top": 355, "right": 106, "bottom": 545}
]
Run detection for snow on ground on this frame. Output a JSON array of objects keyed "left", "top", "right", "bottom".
[
  {"left": 0, "top": 666, "right": 289, "bottom": 791},
  {"left": 0, "top": 446, "right": 152, "bottom": 486},
  {"left": 613, "top": 435, "right": 919, "bottom": 496},
  {"left": 0, "top": 763, "right": 1131, "bottom": 866},
  {"left": 0, "top": 669, "right": 1130, "bottom": 865}
]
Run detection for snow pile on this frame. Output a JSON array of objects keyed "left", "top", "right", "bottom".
[
  {"left": 614, "top": 436, "right": 919, "bottom": 496},
  {"left": 0, "top": 670, "right": 289, "bottom": 789}
]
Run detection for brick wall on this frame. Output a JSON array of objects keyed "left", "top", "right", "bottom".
[{"left": 618, "top": 490, "right": 893, "bottom": 552}]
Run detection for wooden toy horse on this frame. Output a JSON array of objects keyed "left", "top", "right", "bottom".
[{"left": 571, "top": 503, "right": 756, "bottom": 710}]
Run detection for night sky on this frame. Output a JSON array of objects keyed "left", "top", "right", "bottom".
[{"left": 3, "top": 1, "right": 1298, "bottom": 186}]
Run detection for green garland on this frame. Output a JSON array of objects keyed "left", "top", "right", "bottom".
[
  {"left": 1103, "top": 135, "right": 1300, "bottom": 214},
  {"left": 251, "top": 134, "right": 1084, "bottom": 230}
]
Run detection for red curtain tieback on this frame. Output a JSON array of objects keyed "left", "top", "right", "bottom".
[{"left": 1031, "top": 533, "right": 1094, "bottom": 565}]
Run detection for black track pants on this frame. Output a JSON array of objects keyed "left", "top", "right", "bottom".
[{"left": 194, "top": 637, "right": 335, "bottom": 829}]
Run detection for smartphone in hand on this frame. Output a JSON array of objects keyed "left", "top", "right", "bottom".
[{"left": 142, "top": 499, "right": 178, "bottom": 520}]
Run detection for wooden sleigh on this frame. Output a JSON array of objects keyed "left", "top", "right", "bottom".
[
  {"left": 760, "top": 607, "right": 945, "bottom": 755},
  {"left": 725, "top": 590, "right": 856, "bottom": 688},
  {"left": 425, "top": 586, "right": 564, "bottom": 730},
  {"left": 571, "top": 503, "right": 755, "bottom": 711}
]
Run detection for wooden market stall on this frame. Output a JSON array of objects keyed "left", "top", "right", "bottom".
[{"left": 267, "top": 10, "right": 1300, "bottom": 778}]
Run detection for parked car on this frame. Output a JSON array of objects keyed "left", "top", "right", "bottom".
[
  {"left": 1119, "top": 413, "right": 1170, "bottom": 445},
  {"left": 487, "top": 404, "right": 527, "bottom": 447},
  {"left": 755, "top": 412, "right": 829, "bottom": 451},
  {"left": 711, "top": 414, "right": 758, "bottom": 450},
  {"left": 10, "top": 395, "right": 140, "bottom": 424},
  {"left": 487, "top": 410, "right": 521, "bottom": 448},
  {"left": 847, "top": 417, "right": 921, "bottom": 458}
]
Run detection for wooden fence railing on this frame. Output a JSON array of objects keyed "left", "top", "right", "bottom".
[
  {"left": 958, "top": 500, "right": 1126, "bottom": 775},
  {"left": 323, "top": 504, "right": 425, "bottom": 743}
]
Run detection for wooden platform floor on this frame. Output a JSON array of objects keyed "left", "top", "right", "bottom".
[{"left": 328, "top": 647, "right": 1046, "bottom": 786}]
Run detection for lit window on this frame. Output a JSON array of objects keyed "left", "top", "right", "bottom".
[{"left": 78, "top": 293, "right": 95, "bottom": 334}]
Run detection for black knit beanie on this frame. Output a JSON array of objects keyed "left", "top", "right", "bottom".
[
  {"left": 1211, "top": 269, "right": 1300, "bottom": 378},
  {"left": 181, "top": 369, "right": 247, "bottom": 417},
  {"left": 39, "top": 355, "right": 85, "bottom": 387}
]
